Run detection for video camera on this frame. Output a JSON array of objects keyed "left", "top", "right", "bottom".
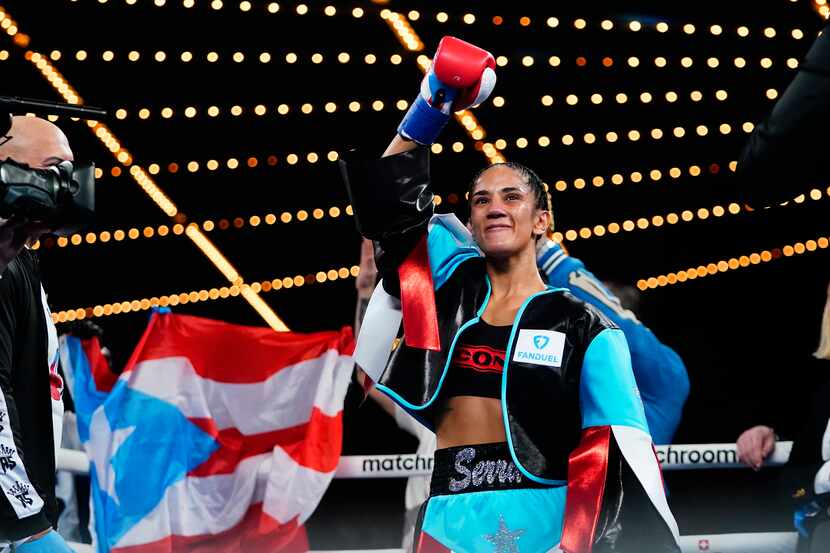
[{"left": 0, "top": 96, "right": 106, "bottom": 235}]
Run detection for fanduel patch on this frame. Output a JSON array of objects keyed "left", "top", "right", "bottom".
[{"left": 512, "top": 329, "right": 566, "bottom": 368}]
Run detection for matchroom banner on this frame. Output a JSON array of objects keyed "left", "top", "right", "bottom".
[{"left": 332, "top": 442, "right": 794, "bottom": 478}]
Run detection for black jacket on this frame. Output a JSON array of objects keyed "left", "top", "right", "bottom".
[
  {"left": 738, "top": 23, "right": 830, "bottom": 207},
  {"left": 783, "top": 379, "right": 830, "bottom": 505},
  {"left": 0, "top": 249, "right": 57, "bottom": 542},
  {"left": 341, "top": 148, "right": 680, "bottom": 552}
]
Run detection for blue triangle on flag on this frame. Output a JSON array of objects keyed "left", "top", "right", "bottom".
[{"left": 92, "top": 382, "right": 218, "bottom": 548}]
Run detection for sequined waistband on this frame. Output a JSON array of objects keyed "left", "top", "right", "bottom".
[{"left": 430, "top": 442, "right": 549, "bottom": 496}]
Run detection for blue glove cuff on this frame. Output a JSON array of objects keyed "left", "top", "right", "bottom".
[{"left": 397, "top": 94, "right": 450, "bottom": 146}]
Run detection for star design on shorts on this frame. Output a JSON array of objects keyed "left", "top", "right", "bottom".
[{"left": 484, "top": 514, "right": 525, "bottom": 553}]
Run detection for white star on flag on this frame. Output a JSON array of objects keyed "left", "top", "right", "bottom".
[{"left": 87, "top": 406, "right": 135, "bottom": 506}]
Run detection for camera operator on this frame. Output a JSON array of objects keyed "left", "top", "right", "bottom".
[{"left": 0, "top": 115, "right": 75, "bottom": 552}]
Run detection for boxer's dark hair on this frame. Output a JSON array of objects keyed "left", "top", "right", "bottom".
[{"left": 468, "top": 161, "right": 554, "bottom": 233}]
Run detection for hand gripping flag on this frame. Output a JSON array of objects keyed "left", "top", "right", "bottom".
[{"left": 65, "top": 312, "right": 354, "bottom": 552}]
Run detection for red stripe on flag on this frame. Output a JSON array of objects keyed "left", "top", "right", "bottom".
[
  {"left": 122, "top": 313, "right": 354, "bottom": 384},
  {"left": 281, "top": 408, "right": 342, "bottom": 473},
  {"left": 111, "top": 503, "right": 308, "bottom": 553},
  {"left": 560, "top": 426, "right": 611, "bottom": 553},
  {"left": 82, "top": 336, "right": 118, "bottom": 393},
  {"left": 188, "top": 408, "right": 342, "bottom": 476}
]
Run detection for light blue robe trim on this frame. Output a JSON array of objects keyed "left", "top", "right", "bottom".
[
  {"left": 579, "top": 328, "right": 650, "bottom": 433},
  {"left": 427, "top": 213, "right": 482, "bottom": 290}
]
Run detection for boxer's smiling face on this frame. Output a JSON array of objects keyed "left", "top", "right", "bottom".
[{"left": 468, "top": 165, "right": 548, "bottom": 259}]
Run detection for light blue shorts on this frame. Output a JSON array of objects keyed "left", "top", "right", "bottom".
[{"left": 413, "top": 443, "right": 566, "bottom": 553}]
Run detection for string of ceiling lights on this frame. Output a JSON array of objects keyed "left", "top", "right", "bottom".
[
  {"left": 34, "top": 48, "right": 405, "bottom": 65},
  {"left": 636, "top": 235, "right": 830, "bottom": 290},
  {"left": 107, "top": 97, "right": 413, "bottom": 121},
  {"left": 32, "top": 206, "right": 355, "bottom": 250},
  {"left": 385, "top": 7, "right": 809, "bottom": 41},
  {"left": 41, "top": 174, "right": 830, "bottom": 287},
  {"left": 49, "top": 263, "right": 362, "bottom": 323},
  {"left": 88, "top": 119, "right": 756, "bottom": 180},
  {"left": 1, "top": 4, "right": 290, "bottom": 331},
  {"left": 65, "top": 1, "right": 360, "bottom": 17},
  {"left": 50, "top": 230, "right": 830, "bottom": 322},
  {"left": 40, "top": 156, "right": 737, "bottom": 254},
  {"left": 96, "top": 86, "right": 769, "bottom": 123},
  {"left": 15, "top": 49, "right": 802, "bottom": 73},
  {"left": 561, "top": 182, "right": 830, "bottom": 243},
  {"left": 82, "top": 167, "right": 830, "bottom": 255},
  {"left": 63, "top": 0, "right": 813, "bottom": 43},
  {"left": 488, "top": 54, "right": 797, "bottom": 70}
]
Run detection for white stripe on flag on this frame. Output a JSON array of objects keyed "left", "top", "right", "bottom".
[
  {"left": 115, "top": 453, "right": 269, "bottom": 547},
  {"left": 115, "top": 447, "right": 334, "bottom": 548},
  {"left": 122, "top": 350, "right": 353, "bottom": 433},
  {"left": 263, "top": 444, "right": 338, "bottom": 524}
]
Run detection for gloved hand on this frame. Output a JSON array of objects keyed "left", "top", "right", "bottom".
[{"left": 398, "top": 36, "right": 496, "bottom": 145}]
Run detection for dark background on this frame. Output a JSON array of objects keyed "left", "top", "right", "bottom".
[{"left": 3, "top": 0, "right": 829, "bottom": 547}]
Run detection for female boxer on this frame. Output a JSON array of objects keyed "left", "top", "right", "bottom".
[{"left": 342, "top": 37, "right": 680, "bottom": 553}]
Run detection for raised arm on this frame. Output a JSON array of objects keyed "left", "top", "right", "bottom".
[
  {"left": 382, "top": 135, "right": 418, "bottom": 158},
  {"left": 345, "top": 36, "right": 497, "bottom": 373},
  {"left": 340, "top": 36, "right": 496, "bottom": 293}
]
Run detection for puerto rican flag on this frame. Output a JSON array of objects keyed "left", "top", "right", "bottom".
[{"left": 65, "top": 311, "right": 354, "bottom": 552}]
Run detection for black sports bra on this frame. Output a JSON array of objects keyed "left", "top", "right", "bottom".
[{"left": 442, "top": 319, "right": 512, "bottom": 400}]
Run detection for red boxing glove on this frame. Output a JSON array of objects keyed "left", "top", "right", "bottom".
[
  {"left": 432, "top": 36, "right": 497, "bottom": 110},
  {"left": 398, "top": 36, "right": 496, "bottom": 144}
]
